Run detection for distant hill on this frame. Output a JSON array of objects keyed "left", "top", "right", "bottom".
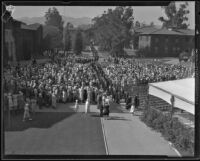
[{"left": 17, "top": 16, "right": 92, "bottom": 27}]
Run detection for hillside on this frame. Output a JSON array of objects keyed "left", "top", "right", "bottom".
[{"left": 17, "top": 16, "right": 92, "bottom": 27}]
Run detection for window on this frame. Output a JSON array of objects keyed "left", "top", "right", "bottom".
[
  {"left": 173, "top": 47, "right": 176, "bottom": 53},
  {"left": 155, "top": 46, "right": 158, "bottom": 53},
  {"left": 165, "top": 47, "right": 168, "bottom": 53},
  {"left": 185, "top": 37, "right": 189, "bottom": 42},
  {"left": 175, "top": 38, "right": 179, "bottom": 43},
  {"left": 191, "top": 37, "right": 194, "bottom": 43},
  {"left": 165, "top": 37, "right": 169, "bottom": 43},
  {"left": 155, "top": 37, "right": 159, "bottom": 43}
]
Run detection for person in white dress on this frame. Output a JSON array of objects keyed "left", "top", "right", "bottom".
[
  {"left": 130, "top": 103, "right": 135, "bottom": 115},
  {"left": 52, "top": 93, "right": 57, "bottom": 109},
  {"left": 79, "top": 85, "right": 84, "bottom": 103},
  {"left": 23, "top": 102, "right": 32, "bottom": 121},
  {"left": 85, "top": 98, "right": 90, "bottom": 114},
  {"left": 62, "top": 90, "right": 67, "bottom": 103},
  {"left": 74, "top": 99, "right": 79, "bottom": 112}
]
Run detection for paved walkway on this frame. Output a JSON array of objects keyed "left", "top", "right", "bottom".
[
  {"left": 5, "top": 104, "right": 106, "bottom": 155},
  {"left": 101, "top": 113, "right": 178, "bottom": 156},
  {"left": 4, "top": 102, "right": 180, "bottom": 156}
]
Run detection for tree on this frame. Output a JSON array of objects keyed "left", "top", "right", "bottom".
[
  {"left": 44, "top": 7, "right": 64, "bottom": 49},
  {"left": 92, "top": 6, "right": 134, "bottom": 57},
  {"left": 44, "top": 7, "right": 64, "bottom": 31},
  {"left": 43, "top": 25, "right": 63, "bottom": 50},
  {"left": 158, "top": 2, "right": 190, "bottom": 29},
  {"left": 64, "top": 22, "right": 73, "bottom": 51},
  {"left": 74, "top": 29, "right": 83, "bottom": 55},
  {"left": 150, "top": 21, "right": 155, "bottom": 26},
  {"left": 135, "top": 21, "right": 141, "bottom": 28}
]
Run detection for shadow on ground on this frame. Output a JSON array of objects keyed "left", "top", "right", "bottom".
[
  {"left": 107, "top": 116, "right": 131, "bottom": 121},
  {"left": 4, "top": 111, "right": 75, "bottom": 132},
  {"left": 90, "top": 113, "right": 131, "bottom": 121}
]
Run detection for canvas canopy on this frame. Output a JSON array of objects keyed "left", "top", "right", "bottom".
[{"left": 149, "top": 78, "right": 195, "bottom": 115}]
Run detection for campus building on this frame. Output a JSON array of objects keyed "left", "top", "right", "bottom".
[
  {"left": 133, "top": 26, "right": 195, "bottom": 57},
  {"left": 3, "top": 14, "right": 43, "bottom": 65}
]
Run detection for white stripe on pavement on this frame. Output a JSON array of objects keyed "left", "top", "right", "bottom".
[
  {"left": 168, "top": 142, "right": 182, "bottom": 157},
  {"left": 101, "top": 117, "right": 109, "bottom": 155}
]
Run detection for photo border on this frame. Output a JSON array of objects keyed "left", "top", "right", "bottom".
[{"left": 1, "top": 0, "right": 199, "bottom": 160}]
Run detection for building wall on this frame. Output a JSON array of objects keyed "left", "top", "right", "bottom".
[
  {"left": 150, "top": 35, "right": 194, "bottom": 57},
  {"left": 138, "top": 35, "right": 151, "bottom": 49},
  {"left": 5, "top": 29, "right": 16, "bottom": 62}
]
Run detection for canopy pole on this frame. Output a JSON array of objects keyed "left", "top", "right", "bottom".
[{"left": 170, "top": 95, "right": 175, "bottom": 119}]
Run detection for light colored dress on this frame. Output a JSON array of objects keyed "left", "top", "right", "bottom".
[
  {"left": 79, "top": 87, "right": 84, "bottom": 101},
  {"left": 62, "top": 90, "right": 67, "bottom": 102},
  {"left": 130, "top": 105, "right": 135, "bottom": 114},
  {"left": 23, "top": 103, "right": 30, "bottom": 119},
  {"left": 85, "top": 100, "right": 90, "bottom": 114},
  {"left": 75, "top": 100, "right": 79, "bottom": 112}
]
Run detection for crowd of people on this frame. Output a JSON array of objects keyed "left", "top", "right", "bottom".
[
  {"left": 3, "top": 50, "right": 195, "bottom": 121},
  {"left": 3, "top": 51, "right": 117, "bottom": 120},
  {"left": 103, "top": 57, "right": 194, "bottom": 88}
]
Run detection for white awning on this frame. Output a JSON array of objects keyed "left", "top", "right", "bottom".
[{"left": 149, "top": 78, "right": 195, "bottom": 115}]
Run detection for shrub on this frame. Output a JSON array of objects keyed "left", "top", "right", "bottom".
[{"left": 140, "top": 106, "right": 194, "bottom": 155}]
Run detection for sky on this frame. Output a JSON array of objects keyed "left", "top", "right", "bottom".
[{"left": 11, "top": 2, "right": 195, "bottom": 29}]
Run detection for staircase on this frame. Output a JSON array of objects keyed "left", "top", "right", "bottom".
[
  {"left": 148, "top": 95, "right": 171, "bottom": 111},
  {"left": 125, "top": 85, "right": 148, "bottom": 109}
]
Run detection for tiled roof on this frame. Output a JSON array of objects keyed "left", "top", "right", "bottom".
[
  {"left": 134, "top": 26, "right": 160, "bottom": 34},
  {"left": 174, "top": 29, "right": 195, "bottom": 36},
  {"left": 140, "top": 28, "right": 195, "bottom": 36}
]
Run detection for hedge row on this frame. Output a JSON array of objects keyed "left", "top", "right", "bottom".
[{"left": 140, "top": 106, "right": 194, "bottom": 155}]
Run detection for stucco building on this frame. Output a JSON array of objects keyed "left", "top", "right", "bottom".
[{"left": 134, "top": 26, "right": 195, "bottom": 57}]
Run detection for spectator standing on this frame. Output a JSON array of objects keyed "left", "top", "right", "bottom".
[
  {"left": 23, "top": 102, "right": 32, "bottom": 121},
  {"left": 51, "top": 93, "right": 57, "bottom": 109},
  {"left": 134, "top": 95, "right": 140, "bottom": 110}
]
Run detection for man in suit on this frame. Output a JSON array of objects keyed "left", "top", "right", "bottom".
[
  {"left": 134, "top": 95, "right": 140, "bottom": 110},
  {"left": 126, "top": 96, "right": 132, "bottom": 110}
]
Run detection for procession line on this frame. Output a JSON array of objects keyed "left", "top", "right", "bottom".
[{"left": 101, "top": 117, "right": 109, "bottom": 155}]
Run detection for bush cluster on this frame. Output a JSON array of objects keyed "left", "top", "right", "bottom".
[{"left": 140, "top": 106, "right": 194, "bottom": 155}]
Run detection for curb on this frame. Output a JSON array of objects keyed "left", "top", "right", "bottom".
[{"left": 168, "top": 141, "right": 181, "bottom": 157}]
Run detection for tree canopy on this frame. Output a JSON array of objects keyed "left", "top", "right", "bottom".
[
  {"left": 44, "top": 7, "right": 64, "bottom": 49},
  {"left": 158, "top": 2, "right": 190, "bottom": 29},
  {"left": 91, "top": 6, "right": 134, "bottom": 57},
  {"left": 44, "top": 7, "right": 64, "bottom": 31},
  {"left": 74, "top": 29, "right": 83, "bottom": 55},
  {"left": 43, "top": 25, "right": 63, "bottom": 50},
  {"left": 64, "top": 22, "right": 73, "bottom": 51}
]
